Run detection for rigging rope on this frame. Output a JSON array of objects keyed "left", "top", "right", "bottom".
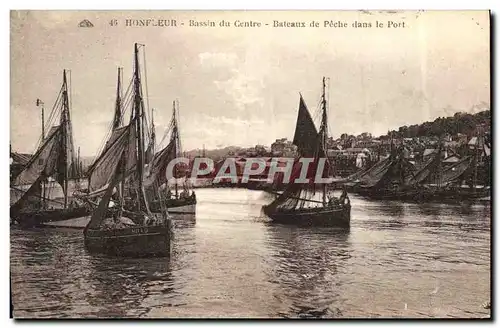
[
  {"left": 32, "top": 85, "right": 64, "bottom": 153},
  {"left": 91, "top": 77, "right": 134, "bottom": 163}
]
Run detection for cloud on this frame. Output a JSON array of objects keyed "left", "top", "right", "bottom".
[
  {"left": 199, "top": 114, "right": 264, "bottom": 128},
  {"left": 214, "top": 69, "right": 265, "bottom": 112},
  {"left": 198, "top": 50, "right": 267, "bottom": 114},
  {"left": 181, "top": 114, "right": 267, "bottom": 149},
  {"left": 198, "top": 52, "right": 238, "bottom": 68}
]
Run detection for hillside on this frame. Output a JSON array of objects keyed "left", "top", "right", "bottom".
[{"left": 388, "top": 110, "right": 491, "bottom": 138}]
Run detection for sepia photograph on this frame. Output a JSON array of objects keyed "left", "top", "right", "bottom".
[{"left": 9, "top": 10, "right": 491, "bottom": 319}]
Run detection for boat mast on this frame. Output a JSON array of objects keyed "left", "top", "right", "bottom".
[
  {"left": 473, "top": 127, "right": 483, "bottom": 190},
  {"left": 437, "top": 137, "right": 443, "bottom": 188},
  {"left": 77, "top": 146, "right": 81, "bottom": 179},
  {"left": 320, "top": 77, "right": 328, "bottom": 205},
  {"left": 61, "top": 70, "right": 70, "bottom": 208},
  {"left": 113, "top": 67, "right": 125, "bottom": 203},
  {"left": 37, "top": 99, "right": 45, "bottom": 141},
  {"left": 151, "top": 107, "right": 155, "bottom": 154},
  {"left": 133, "top": 43, "right": 150, "bottom": 212},
  {"left": 173, "top": 100, "right": 179, "bottom": 198},
  {"left": 36, "top": 99, "right": 46, "bottom": 208}
]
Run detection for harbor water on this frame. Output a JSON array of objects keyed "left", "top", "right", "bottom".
[{"left": 10, "top": 188, "right": 491, "bottom": 318}]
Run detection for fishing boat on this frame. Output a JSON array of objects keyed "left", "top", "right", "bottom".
[
  {"left": 348, "top": 144, "right": 420, "bottom": 200},
  {"left": 263, "top": 77, "right": 351, "bottom": 228},
  {"left": 41, "top": 67, "right": 127, "bottom": 229},
  {"left": 83, "top": 43, "right": 172, "bottom": 257},
  {"left": 10, "top": 70, "right": 90, "bottom": 227},
  {"left": 144, "top": 100, "right": 197, "bottom": 214},
  {"left": 349, "top": 132, "right": 491, "bottom": 203}
]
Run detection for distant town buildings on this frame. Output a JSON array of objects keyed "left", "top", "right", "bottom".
[
  {"left": 270, "top": 138, "right": 297, "bottom": 157},
  {"left": 10, "top": 112, "right": 491, "bottom": 181}
]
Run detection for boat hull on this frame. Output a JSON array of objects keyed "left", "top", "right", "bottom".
[
  {"left": 84, "top": 223, "right": 172, "bottom": 257},
  {"left": 150, "top": 197, "right": 197, "bottom": 214},
  {"left": 263, "top": 204, "right": 351, "bottom": 228},
  {"left": 354, "top": 186, "right": 491, "bottom": 202},
  {"left": 10, "top": 206, "right": 90, "bottom": 228}
]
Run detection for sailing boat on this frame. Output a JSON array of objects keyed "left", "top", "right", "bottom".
[
  {"left": 408, "top": 131, "right": 490, "bottom": 202},
  {"left": 10, "top": 70, "right": 90, "bottom": 227},
  {"left": 83, "top": 44, "right": 172, "bottom": 257},
  {"left": 349, "top": 142, "right": 419, "bottom": 200},
  {"left": 145, "top": 100, "right": 197, "bottom": 214},
  {"left": 263, "top": 77, "right": 351, "bottom": 228},
  {"left": 349, "top": 134, "right": 490, "bottom": 202}
]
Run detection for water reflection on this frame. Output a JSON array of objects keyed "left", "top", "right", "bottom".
[
  {"left": 356, "top": 200, "right": 408, "bottom": 230},
  {"left": 10, "top": 189, "right": 490, "bottom": 318},
  {"left": 264, "top": 224, "right": 351, "bottom": 318},
  {"left": 10, "top": 228, "right": 87, "bottom": 318},
  {"left": 412, "top": 202, "right": 491, "bottom": 233},
  {"left": 170, "top": 214, "right": 197, "bottom": 228},
  {"left": 83, "top": 255, "right": 173, "bottom": 317}
]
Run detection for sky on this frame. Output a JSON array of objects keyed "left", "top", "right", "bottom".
[{"left": 10, "top": 10, "right": 490, "bottom": 156}]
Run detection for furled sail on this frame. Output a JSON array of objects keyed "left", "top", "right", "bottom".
[
  {"left": 57, "top": 70, "right": 78, "bottom": 185},
  {"left": 123, "top": 122, "right": 138, "bottom": 176},
  {"left": 354, "top": 156, "right": 394, "bottom": 187},
  {"left": 354, "top": 148, "right": 416, "bottom": 189},
  {"left": 346, "top": 156, "right": 388, "bottom": 182},
  {"left": 407, "top": 144, "right": 443, "bottom": 186},
  {"left": 145, "top": 140, "right": 155, "bottom": 165},
  {"left": 439, "top": 156, "right": 473, "bottom": 185}
]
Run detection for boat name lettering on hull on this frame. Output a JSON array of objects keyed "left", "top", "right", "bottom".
[{"left": 131, "top": 227, "right": 149, "bottom": 234}]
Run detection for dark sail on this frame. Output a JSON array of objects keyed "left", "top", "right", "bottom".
[
  {"left": 406, "top": 142, "right": 444, "bottom": 186},
  {"left": 266, "top": 93, "right": 329, "bottom": 211},
  {"left": 145, "top": 107, "right": 156, "bottom": 165},
  {"left": 113, "top": 67, "right": 123, "bottom": 130},
  {"left": 145, "top": 100, "right": 186, "bottom": 189},
  {"left": 352, "top": 148, "right": 415, "bottom": 189},
  {"left": 439, "top": 156, "right": 474, "bottom": 185},
  {"left": 144, "top": 140, "right": 176, "bottom": 188},
  {"left": 353, "top": 156, "right": 394, "bottom": 188},
  {"left": 262, "top": 78, "right": 351, "bottom": 228},
  {"left": 293, "top": 94, "right": 320, "bottom": 158}
]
